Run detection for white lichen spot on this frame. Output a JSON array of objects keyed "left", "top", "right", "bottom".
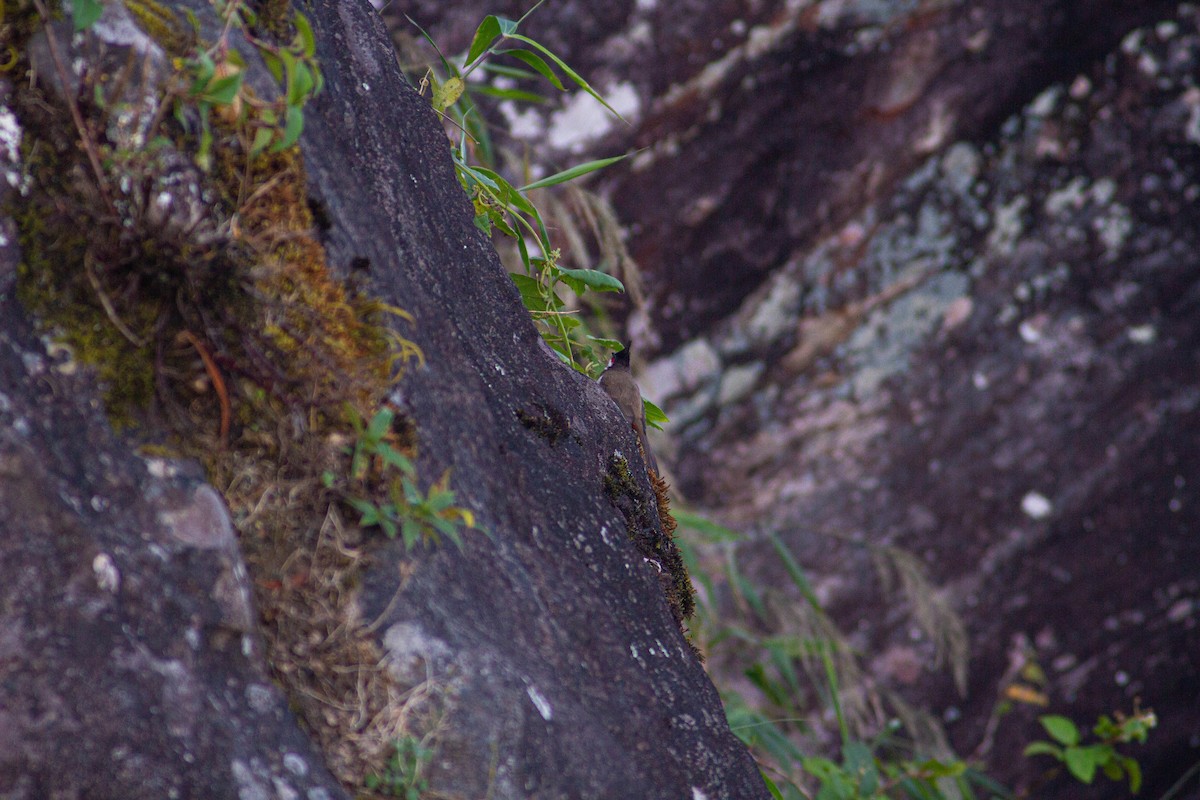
[
  {"left": 1127, "top": 324, "right": 1156, "bottom": 344},
  {"left": 1120, "top": 29, "right": 1144, "bottom": 56},
  {"left": 987, "top": 196, "right": 1028, "bottom": 256},
  {"left": 1182, "top": 88, "right": 1200, "bottom": 145},
  {"left": 1166, "top": 598, "right": 1194, "bottom": 622},
  {"left": 93, "top": 552, "right": 120, "bottom": 593},
  {"left": 972, "top": 371, "right": 989, "bottom": 390},
  {"left": 1090, "top": 177, "right": 1117, "bottom": 205},
  {"left": 272, "top": 778, "right": 299, "bottom": 800},
  {"left": 231, "top": 759, "right": 270, "bottom": 800},
  {"left": 1093, "top": 204, "right": 1133, "bottom": 260},
  {"left": 1028, "top": 86, "right": 1061, "bottom": 118},
  {"left": 0, "top": 106, "right": 26, "bottom": 190},
  {"left": 1018, "top": 318, "right": 1043, "bottom": 344},
  {"left": 185, "top": 627, "right": 201, "bottom": 650},
  {"left": 1044, "top": 176, "right": 1089, "bottom": 216},
  {"left": 144, "top": 457, "right": 177, "bottom": 479},
  {"left": 1021, "top": 491, "right": 1053, "bottom": 520},
  {"left": 245, "top": 683, "right": 275, "bottom": 713},
  {"left": 692, "top": 789, "right": 711, "bottom": 800},
  {"left": 1069, "top": 74, "right": 1092, "bottom": 99},
  {"left": 283, "top": 753, "right": 309, "bottom": 777},
  {"left": 526, "top": 685, "right": 553, "bottom": 721}
]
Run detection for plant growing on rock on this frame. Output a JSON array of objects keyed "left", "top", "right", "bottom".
[{"left": 402, "top": 3, "right": 631, "bottom": 376}]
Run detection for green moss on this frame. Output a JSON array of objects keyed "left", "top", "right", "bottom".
[
  {"left": 515, "top": 403, "right": 569, "bottom": 444},
  {"left": 238, "top": 0, "right": 296, "bottom": 44},
  {"left": 122, "top": 0, "right": 193, "bottom": 55},
  {"left": 603, "top": 454, "right": 696, "bottom": 628}
]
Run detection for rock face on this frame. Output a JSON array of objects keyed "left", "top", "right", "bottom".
[
  {"left": 0, "top": 298, "right": 349, "bottom": 799},
  {"left": 389, "top": 0, "right": 1200, "bottom": 797},
  {"left": 0, "top": 3, "right": 765, "bottom": 800}
]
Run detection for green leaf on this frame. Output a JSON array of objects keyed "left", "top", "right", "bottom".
[
  {"left": 1064, "top": 745, "right": 1102, "bottom": 784},
  {"left": 190, "top": 53, "right": 216, "bottom": 94},
  {"left": 916, "top": 758, "right": 967, "bottom": 778},
  {"left": 520, "top": 154, "right": 627, "bottom": 191},
  {"left": 465, "top": 15, "right": 503, "bottom": 66},
  {"left": 510, "top": 274, "right": 551, "bottom": 312},
  {"left": 262, "top": 51, "right": 284, "bottom": 84},
  {"left": 1123, "top": 756, "right": 1142, "bottom": 794},
  {"left": 294, "top": 12, "right": 316, "bottom": 58},
  {"left": 643, "top": 398, "right": 668, "bottom": 430},
  {"left": 556, "top": 267, "right": 624, "bottom": 294},
  {"left": 1023, "top": 741, "right": 1064, "bottom": 760},
  {"left": 249, "top": 125, "right": 275, "bottom": 158},
  {"left": 472, "top": 85, "right": 548, "bottom": 104},
  {"left": 380, "top": 516, "right": 398, "bottom": 539},
  {"left": 498, "top": 48, "right": 565, "bottom": 90},
  {"left": 401, "top": 519, "right": 422, "bottom": 550},
  {"left": 728, "top": 552, "right": 766, "bottom": 620},
  {"left": 273, "top": 105, "right": 304, "bottom": 150},
  {"left": 349, "top": 498, "right": 380, "bottom": 525},
  {"left": 506, "top": 33, "right": 626, "bottom": 122},
  {"left": 196, "top": 114, "right": 214, "bottom": 171},
  {"left": 71, "top": 0, "right": 104, "bottom": 31},
  {"left": 761, "top": 771, "right": 785, "bottom": 800},
  {"left": 1040, "top": 715, "right": 1080, "bottom": 746},
  {"left": 673, "top": 509, "right": 742, "bottom": 543},
  {"left": 769, "top": 532, "right": 822, "bottom": 609},
  {"left": 432, "top": 75, "right": 465, "bottom": 112},
  {"left": 204, "top": 72, "right": 243, "bottom": 106},
  {"left": 480, "top": 62, "right": 542, "bottom": 81},
  {"left": 401, "top": 477, "right": 422, "bottom": 505},
  {"left": 367, "top": 408, "right": 394, "bottom": 441},
  {"left": 288, "top": 61, "right": 315, "bottom": 106},
  {"left": 442, "top": 522, "right": 464, "bottom": 550}
]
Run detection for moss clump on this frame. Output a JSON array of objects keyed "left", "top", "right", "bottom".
[
  {"left": 603, "top": 454, "right": 695, "bottom": 629},
  {"left": 122, "top": 0, "right": 194, "bottom": 55},
  {"left": 515, "top": 402, "right": 569, "bottom": 445}
]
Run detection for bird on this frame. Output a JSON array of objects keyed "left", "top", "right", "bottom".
[{"left": 598, "top": 343, "right": 658, "bottom": 475}]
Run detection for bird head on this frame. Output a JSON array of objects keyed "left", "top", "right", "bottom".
[{"left": 609, "top": 343, "right": 632, "bottom": 369}]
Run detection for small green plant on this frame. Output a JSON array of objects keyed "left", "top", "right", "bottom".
[
  {"left": 404, "top": 4, "right": 630, "bottom": 375},
  {"left": 324, "top": 406, "right": 478, "bottom": 551},
  {"left": 68, "top": 0, "right": 103, "bottom": 30},
  {"left": 364, "top": 735, "right": 433, "bottom": 799},
  {"left": 1024, "top": 706, "right": 1157, "bottom": 793},
  {"left": 176, "top": 0, "right": 323, "bottom": 170}
]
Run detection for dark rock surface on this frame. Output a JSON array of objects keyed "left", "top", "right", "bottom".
[
  {"left": 0, "top": 2, "right": 766, "bottom": 799},
  {"left": 391, "top": 1, "right": 1200, "bottom": 797},
  {"left": 0, "top": 273, "right": 347, "bottom": 798},
  {"left": 300, "top": 3, "right": 763, "bottom": 798}
]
